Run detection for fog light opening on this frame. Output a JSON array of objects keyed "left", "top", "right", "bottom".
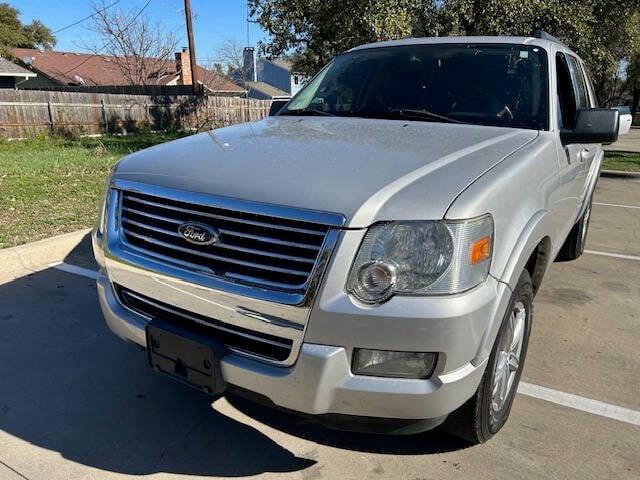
[{"left": 352, "top": 349, "right": 438, "bottom": 379}]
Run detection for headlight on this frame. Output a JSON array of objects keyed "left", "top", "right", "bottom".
[{"left": 347, "top": 216, "right": 493, "bottom": 303}]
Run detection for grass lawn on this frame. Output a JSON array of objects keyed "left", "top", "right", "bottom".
[
  {"left": 0, "top": 133, "right": 182, "bottom": 249},
  {"left": 603, "top": 151, "right": 640, "bottom": 172}
]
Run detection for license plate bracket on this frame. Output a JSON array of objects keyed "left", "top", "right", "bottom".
[{"left": 146, "top": 319, "right": 226, "bottom": 396}]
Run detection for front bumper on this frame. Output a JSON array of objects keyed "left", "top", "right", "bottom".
[
  {"left": 97, "top": 264, "right": 504, "bottom": 422},
  {"left": 94, "top": 181, "right": 514, "bottom": 426}
]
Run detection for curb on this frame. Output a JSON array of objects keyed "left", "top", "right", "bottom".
[
  {"left": 603, "top": 147, "right": 640, "bottom": 154},
  {"left": 600, "top": 170, "right": 640, "bottom": 179},
  {"left": 0, "top": 228, "right": 92, "bottom": 283}
]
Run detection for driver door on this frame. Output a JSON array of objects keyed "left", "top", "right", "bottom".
[
  {"left": 553, "top": 52, "right": 589, "bottom": 240},
  {"left": 566, "top": 55, "right": 598, "bottom": 204}
]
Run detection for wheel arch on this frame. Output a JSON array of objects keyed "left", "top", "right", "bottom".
[
  {"left": 524, "top": 236, "right": 553, "bottom": 295},
  {"left": 472, "top": 212, "right": 554, "bottom": 365},
  {"left": 498, "top": 210, "right": 555, "bottom": 293}
]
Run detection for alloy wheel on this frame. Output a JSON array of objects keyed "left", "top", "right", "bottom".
[{"left": 490, "top": 300, "right": 526, "bottom": 425}]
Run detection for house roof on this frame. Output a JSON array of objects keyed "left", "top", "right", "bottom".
[
  {"left": 0, "top": 56, "right": 36, "bottom": 77},
  {"left": 246, "top": 81, "right": 290, "bottom": 99},
  {"left": 269, "top": 58, "right": 293, "bottom": 71},
  {"left": 10, "top": 48, "right": 245, "bottom": 93},
  {"left": 156, "top": 71, "right": 247, "bottom": 93}
]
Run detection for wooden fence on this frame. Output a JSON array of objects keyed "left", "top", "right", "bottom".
[{"left": 0, "top": 90, "right": 271, "bottom": 139}]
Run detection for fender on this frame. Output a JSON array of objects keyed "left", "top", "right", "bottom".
[{"left": 472, "top": 210, "right": 555, "bottom": 364}]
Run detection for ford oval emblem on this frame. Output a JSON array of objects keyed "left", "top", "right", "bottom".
[{"left": 178, "top": 222, "right": 220, "bottom": 246}]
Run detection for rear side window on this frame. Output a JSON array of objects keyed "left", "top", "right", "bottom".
[{"left": 566, "top": 55, "right": 590, "bottom": 109}]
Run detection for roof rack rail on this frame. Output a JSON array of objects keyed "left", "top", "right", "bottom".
[{"left": 532, "top": 29, "right": 567, "bottom": 47}]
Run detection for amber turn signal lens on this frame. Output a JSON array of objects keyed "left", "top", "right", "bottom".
[{"left": 470, "top": 236, "right": 491, "bottom": 265}]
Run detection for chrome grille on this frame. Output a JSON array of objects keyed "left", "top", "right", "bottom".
[
  {"left": 115, "top": 285, "right": 293, "bottom": 362},
  {"left": 117, "top": 187, "right": 336, "bottom": 293}
]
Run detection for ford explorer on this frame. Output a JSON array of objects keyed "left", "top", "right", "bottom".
[{"left": 93, "top": 32, "right": 621, "bottom": 443}]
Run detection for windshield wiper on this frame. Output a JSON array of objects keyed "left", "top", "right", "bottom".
[
  {"left": 388, "top": 109, "right": 467, "bottom": 124},
  {"left": 279, "top": 108, "right": 335, "bottom": 117}
]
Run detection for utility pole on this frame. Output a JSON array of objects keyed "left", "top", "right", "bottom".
[
  {"left": 183, "top": 0, "right": 199, "bottom": 94},
  {"left": 246, "top": 0, "right": 250, "bottom": 47}
]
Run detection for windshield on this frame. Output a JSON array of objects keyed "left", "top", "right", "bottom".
[{"left": 281, "top": 44, "right": 549, "bottom": 130}]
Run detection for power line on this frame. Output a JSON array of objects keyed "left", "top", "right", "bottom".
[
  {"left": 170, "top": 22, "right": 185, "bottom": 41},
  {"left": 53, "top": 0, "right": 122, "bottom": 34},
  {"left": 59, "top": 0, "right": 153, "bottom": 77}
]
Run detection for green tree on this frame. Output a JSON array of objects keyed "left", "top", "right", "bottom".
[
  {"left": 0, "top": 3, "right": 56, "bottom": 52},
  {"left": 250, "top": 0, "right": 640, "bottom": 104},
  {"left": 441, "top": 0, "right": 640, "bottom": 105},
  {"left": 627, "top": 52, "right": 640, "bottom": 115},
  {"left": 249, "top": 0, "right": 430, "bottom": 74}
]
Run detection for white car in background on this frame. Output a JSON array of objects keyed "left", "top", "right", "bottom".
[{"left": 615, "top": 106, "right": 633, "bottom": 136}]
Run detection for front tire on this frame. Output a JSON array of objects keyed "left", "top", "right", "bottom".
[{"left": 443, "top": 270, "right": 533, "bottom": 444}]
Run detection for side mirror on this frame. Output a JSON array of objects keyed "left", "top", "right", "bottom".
[
  {"left": 269, "top": 99, "right": 289, "bottom": 116},
  {"left": 561, "top": 108, "right": 619, "bottom": 145}
]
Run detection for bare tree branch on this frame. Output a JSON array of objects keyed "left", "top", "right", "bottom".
[
  {"left": 87, "top": 1, "right": 178, "bottom": 85},
  {"left": 214, "top": 38, "right": 246, "bottom": 78}
]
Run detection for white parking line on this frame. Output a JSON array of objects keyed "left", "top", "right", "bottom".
[
  {"left": 584, "top": 250, "right": 640, "bottom": 262},
  {"left": 594, "top": 202, "right": 640, "bottom": 210},
  {"left": 518, "top": 382, "right": 640, "bottom": 426},
  {"left": 52, "top": 261, "right": 640, "bottom": 427},
  {"left": 49, "top": 261, "right": 98, "bottom": 280}
]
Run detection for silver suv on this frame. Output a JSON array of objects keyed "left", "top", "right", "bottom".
[{"left": 93, "top": 33, "right": 620, "bottom": 443}]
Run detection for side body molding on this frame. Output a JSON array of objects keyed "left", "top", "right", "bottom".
[{"left": 577, "top": 149, "right": 603, "bottom": 220}]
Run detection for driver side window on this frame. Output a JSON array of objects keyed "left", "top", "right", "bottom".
[{"left": 556, "top": 53, "right": 577, "bottom": 129}]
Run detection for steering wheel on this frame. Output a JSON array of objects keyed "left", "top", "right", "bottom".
[{"left": 450, "top": 94, "right": 513, "bottom": 124}]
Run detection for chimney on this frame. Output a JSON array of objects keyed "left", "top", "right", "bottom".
[
  {"left": 175, "top": 47, "right": 192, "bottom": 85},
  {"left": 243, "top": 47, "right": 255, "bottom": 82}
]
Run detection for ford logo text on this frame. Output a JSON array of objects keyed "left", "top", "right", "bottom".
[{"left": 178, "top": 222, "right": 220, "bottom": 246}]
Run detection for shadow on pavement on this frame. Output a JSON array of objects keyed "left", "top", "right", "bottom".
[
  {"left": 0, "top": 233, "right": 464, "bottom": 478},
  {"left": 226, "top": 395, "right": 467, "bottom": 455}
]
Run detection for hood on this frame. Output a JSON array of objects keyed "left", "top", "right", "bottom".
[{"left": 114, "top": 117, "right": 538, "bottom": 228}]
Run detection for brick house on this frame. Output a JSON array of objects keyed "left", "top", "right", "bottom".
[{"left": 10, "top": 47, "right": 246, "bottom": 96}]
